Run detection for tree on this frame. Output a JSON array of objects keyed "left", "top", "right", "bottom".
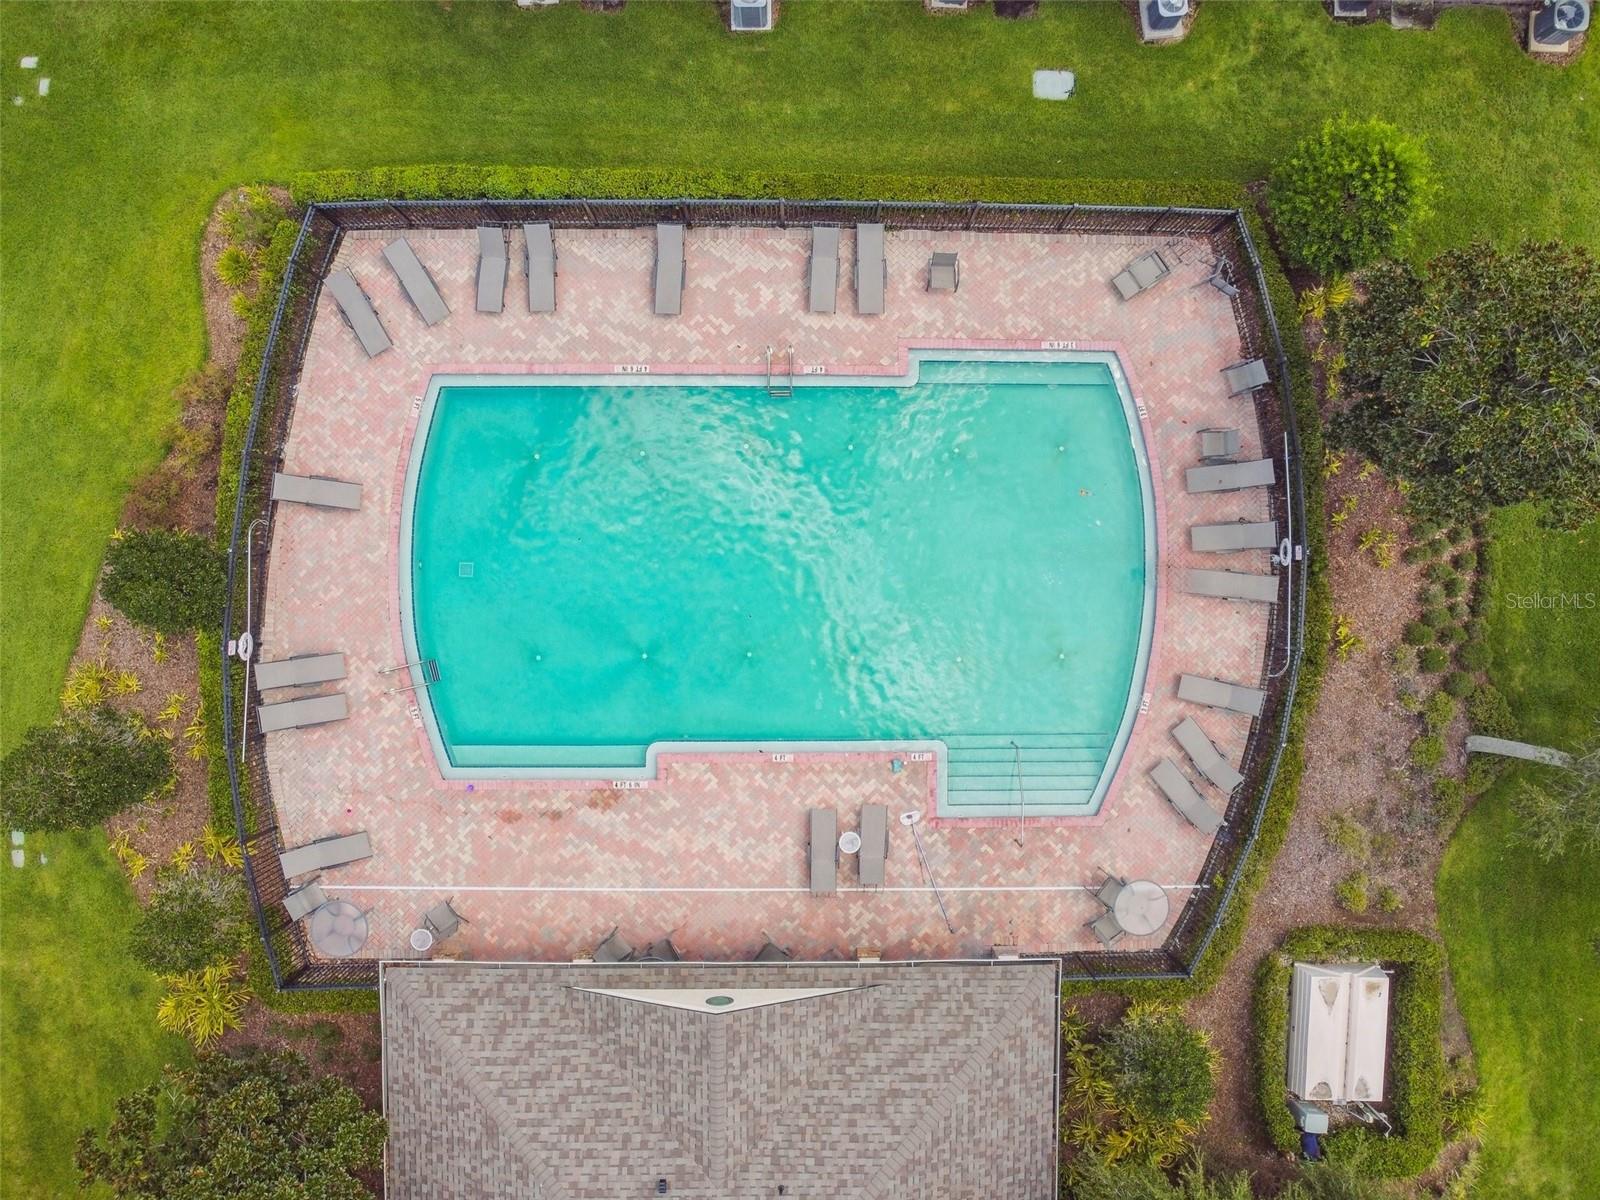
[
  {"left": 1510, "top": 724, "right": 1600, "bottom": 860},
  {"left": 77, "top": 1050, "right": 386, "bottom": 1199},
  {"left": 1331, "top": 242, "right": 1600, "bottom": 527},
  {"left": 130, "top": 866, "right": 246, "bottom": 974},
  {"left": 1106, "top": 1003, "right": 1219, "bottom": 1127},
  {"left": 1268, "top": 115, "right": 1434, "bottom": 276},
  {"left": 0, "top": 706, "right": 171, "bottom": 831},
  {"left": 101, "top": 528, "right": 226, "bottom": 634}
]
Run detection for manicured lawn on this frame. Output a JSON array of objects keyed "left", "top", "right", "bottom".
[{"left": 1437, "top": 506, "right": 1600, "bottom": 1200}]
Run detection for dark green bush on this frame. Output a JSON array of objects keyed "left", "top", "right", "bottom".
[
  {"left": 1106, "top": 1004, "right": 1217, "bottom": 1126},
  {"left": 129, "top": 867, "right": 246, "bottom": 974},
  {"left": 101, "top": 530, "right": 225, "bottom": 634},
  {"left": 0, "top": 707, "right": 172, "bottom": 831},
  {"left": 1467, "top": 684, "right": 1518, "bottom": 738},
  {"left": 1457, "top": 641, "right": 1490, "bottom": 671},
  {"left": 1423, "top": 690, "right": 1457, "bottom": 736},
  {"left": 1441, "top": 575, "right": 1466, "bottom": 599},
  {"left": 1409, "top": 518, "right": 1440, "bottom": 540},
  {"left": 1401, "top": 544, "right": 1433, "bottom": 566},
  {"left": 1425, "top": 561, "right": 1456, "bottom": 585},
  {"left": 1432, "top": 777, "right": 1467, "bottom": 828},
  {"left": 1446, "top": 624, "right": 1471, "bottom": 646},
  {"left": 1451, "top": 549, "right": 1478, "bottom": 572},
  {"left": 1443, "top": 671, "right": 1476, "bottom": 699},
  {"left": 1419, "top": 647, "right": 1450, "bottom": 672},
  {"left": 1422, "top": 606, "right": 1453, "bottom": 629},
  {"left": 1447, "top": 524, "right": 1473, "bottom": 545},
  {"left": 1410, "top": 734, "right": 1446, "bottom": 770},
  {"left": 1402, "top": 621, "right": 1433, "bottom": 646},
  {"left": 1418, "top": 583, "right": 1443, "bottom": 606},
  {"left": 1465, "top": 756, "right": 1506, "bottom": 796}
]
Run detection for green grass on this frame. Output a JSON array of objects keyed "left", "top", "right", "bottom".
[
  {"left": 0, "top": 831, "right": 190, "bottom": 1198},
  {"left": 1437, "top": 506, "right": 1600, "bottom": 1199}
]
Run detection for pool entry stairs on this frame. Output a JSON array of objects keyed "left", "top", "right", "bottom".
[{"left": 941, "top": 732, "right": 1112, "bottom": 815}]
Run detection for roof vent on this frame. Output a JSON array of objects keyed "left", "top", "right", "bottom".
[{"left": 730, "top": 0, "right": 773, "bottom": 32}]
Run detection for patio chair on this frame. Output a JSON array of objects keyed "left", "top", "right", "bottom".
[
  {"left": 382, "top": 238, "right": 450, "bottom": 326},
  {"left": 1190, "top": 521, "right": 1279, "bottom": 553},
  {"left": 809, "top": 808, "right": 838, "bottom": 896},
  {"left": 1089, "top": 909, "right": 1125, "bottom": 950},
  {"left": 278, "top": 831, "right": 373, "bottom": 880},
  {"left": 1094, "top": 873, "right": 1127, "bottom": 909},
  {"left": 640, "top": 937, "right": 681, "bottom": 962},
  {"left": 1111, "top": 250, "right": 1171, "bottom": 300},
  {"left": 1199, "top": 427, "right": 1241, "bottom": 462},
  {"left": 256, "top": 692, "right": 349, "bottom": 733},
  {"left": 1177, "top": 673, "right": 1266, "bottom": 718},
  {"left": 593, "top": 926, "right": 634, "bottom": 963},
  {"left": 423, "top": 898, "right": 467, "bottom": 941},
  {"left": 653, "top": 223, "right": 685, "bottom": 316},
  {"left": 1150, "top": 759, "right": 1224, "bottom": 834},
  {"left": 476, "top": 226, "right": 507, "bottom": 314},
  {"left": 808, "top": 226, "right": 840, "bottom": 314},
  {"left": 857, "top": 803, "right": 888, "bottom": 887},
  {"left": 271, "top": 472, "right": 362, "bottom": 511},
  {"left": 282, "top": 880, "right": 327, "bottom": 922},
  {"left": 754, "top": 935, "right": 792, "bottom": 962},
  {"left": 927, "top": 251, "right": 959, "bottom": 293},
  {"left": 1221, "top": 357, "right": 1270, "bottom": 396},
  {"left": 254, "top": 652, "right": 346, "bottom": 693},
  {"left": 1173, "top": 716, "right": 1245, "bottom": 794},
  {"left": 853, "top": 223, "right": 886, "bottom": 316},
  {"left": 1185, "top": 458, "right": 1276, "bottom": 493},
  {"left": 525, "top": 222, "right": 557, "bottom": 313},
  {"left": 1184, "top": 568, "right": 1279, "bottom": 604},
  {"left": 324, "top": 268, "right": 392, "bottom": 358}
]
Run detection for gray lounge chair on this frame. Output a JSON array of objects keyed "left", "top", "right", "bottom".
[
  {"left": 325, "top": 269, "right": 392, "bottom": 358},
  {"left": 278, "top": 831, "right": 373, "bottom": 880},
  {"left": 1089, "top": 909, "right": 1125, "bottom": 950},
  {"left": 256, "top": 692, "right": 349, "bottom": 733},
  {"left": 1178, "top": 673, "right": 1266, "bottom": 718},
  {"left": 854, "top": 223, "right": 886, "bottom": 316},
  {"left": 423, "top": 898, "right": 466, "bottom": 940},
  {"left": 1190, "top": 521, "right": 1279, "bottom": 553},
  {"left": 476, "top": 226, "right": 507, "bottom": 314},
  {"left": 1185, "top": 459, "right": 1276, "bottom": 493},
  {"left": 382, "top": 238, "right": 450, "bottom": 327},
  {"left": 809, "top": 808, "right": 838, "bottom": 896},
  {"left": 640, "top": 937, "right": 681, "bottom": 962},
  {"left": 593, "top": 926, "right": 633, "bottom": 963},
  {"left": 755, "top": 938, "right": 792, "bottom": 962},
  {"left": 1111, "top": 250, "right": 1171, "bottom": 300},
  {"left": 808, "top": 227, "right": 839, "bottom": 314},
  {"left": 1173, "top": 716, "right": 1245, "bottom": 794},
  {"left": 1184, "top": 569, "right": 1280, "bottom": 604},
  {"left": 283, "top": 881, "right": 327, "bottom": 922},
  {"left": 1150, "top": 759, "right": 1224, "bottom": 834},
  {"left": 928, "top": 251, "right": 959, "bottom": 292},
  {"left": 1095, "top": 874, "right": 1126, "bottom": 908},
  {"left": 1199, "top": 427, "right": 1241, "bottom": 462},
  {"left": 525, "top": 222, "right": 556, "bottom": 313},
  {"left": 858, "top": 804, "right": 888, "bottom": 887},
  {"left": 653, "top": 223, "right": 685, "bottom": 316},
  {"left": 271, "top": 472, "right": 362, "bottom": 511},
  {"left": 254, "top": 652, "right": 346, "bottom": 692},
  {"left": 1222, "top": 358, "right": 1270, "bottom": 395}
]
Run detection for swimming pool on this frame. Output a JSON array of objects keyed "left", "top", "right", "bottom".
[{"left": 401, "top": 352, "right": 1156, "bottom": 817}]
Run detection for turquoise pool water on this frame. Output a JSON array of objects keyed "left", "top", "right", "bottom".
[{"left": 403, "top": 354, "right": 1154, "bottom": 816}]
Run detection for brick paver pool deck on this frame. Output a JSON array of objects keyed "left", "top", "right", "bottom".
[{"left": 262, "top": 224, "right": 1272, "bottom": 962}]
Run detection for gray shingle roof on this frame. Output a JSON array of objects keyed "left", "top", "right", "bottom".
[{"left": 381, "top": 960, "right": 1059, "bottom": 1199}]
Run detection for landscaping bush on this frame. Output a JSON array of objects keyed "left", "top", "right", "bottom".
[
  {"left": 129, "top": 866, "right": 246, "bottom": 974},
  {"left": 1418, "top": 647, "right": 1450, "bottom": 672},
  {"left": 1400, "top": 544, "right": 1433, "bottom": 567},
  {"left": 124, "top": 466, "right": 186, "bottom": 531},
  {"left": 1401, "top": 621, "right": 1433, "bottom": 646},
  {"left": 1267, "top": 115, "right": 1435, "bottom": 276},
  {"left": 1425, "top": 561, "right": 1456, "bottom": 585},
  {"left": 1445, "top": 624, "right": 1471, "bottom": 646},
  {"left": 1464, "top": 756, "right": 1505, "bottom": 797},
  {"left": 101, "top": 529, "right": 225, "bottom": 634},
  {"left": 1443, "top": 671, "right": 1476, "bottom": 699},
  {"left": 0, "top": 707, "right": 171, "bottom": 831},
  {"left": 1457, "top": 641, "right": 1490, "bottom": 671},
  {"left": 1409, "top": 518, "right": 1440, "bottom": 540},
  {"left": 215, "top": 244, "right": 255, "bottom": 289},
  {"left": 1422, "top": 606, "right": 1453, "bottom": 630},
  {"left": 1451, "top": 549, "right": 1478, "bottom": 572},
  {"left": 1423, "top": 690, "right": 1457, "bottom": 736},
  {"left": 1441, "top": 575, "right": 1466, "bottom": 599},
  {"left": 1335, "top": 871, "right": 1370, "bottom": 913},
  {"left": 1466, "top": 683, "right": 1517, "bottom": 738},
  {"left": 1106, "top": 1003, "right": 1218, "bottom": 1126},
  {"left": 1432, "top": 776, "right": 1467, "bottom": 828},
  {"left": 1417, "top": 583, "right": 1443, "bottom": 606},
  {"left": 1446, "top": 524, "right": 1473, "bottom": 545},
  {"left": 1410, "top": 734, "right": 1446, "bottom": 770},
  {"left": 1377, "top": 883, "right": 1404, "bottom": 914}
]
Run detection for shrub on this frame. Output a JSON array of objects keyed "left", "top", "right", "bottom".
[
  {"left": 1267, "top": 115, "right": 1434, "bottom": 276},
  {"left": 1425, "top": 561, "right": 1456, "bottom": 585},
  {"left": 1410, "top": 734, "right": 1446, "bottom": 770},
  {"left": 1322, "top": 810, "right": 1371, "bottom": 862},
  {"left": 1432, "top": 777, "right": 1466, "bottom": 828},
  {"left": 0, "top": 707, "right": 171, "bottom": 831},
  {"left": 1335, "top": 871, "right": 1370, "bottom": 913},
  {"left": 1465, "top": 756, "right": 1505, "bottom": 796},
  {"left": 101, "top": 529, "right": 225, "bottom": 634},
  {"left": 155, "top": 961, "right": 249, "bottom": 1049},
  {"left": 1106, "top": 1003, "right": 1218, "bottom": 1126},
  {"left": 129, "top": 867, "right": 245, "bottom": 974},
  {"left": 1467, "top": 684, "right": 1518, "bottom": 738},
  {"left": 1446, "top": 624, "right": 1471, "bottom": 646},
  {"left": 1402, "top": 621, "right": 1433, "bottom": 646},
  {"left": 215, "top": 244, "right": 255, "bottom": 288},
  {"left": 1377, "top": 883, "right": 1404, "bottom": 914},
  {"left": 1409, "top": 518, "right": 1440, "bottom": 540},
  {"left": 1401, "top": 544, "right": 1432, "bottom": 566},
  {"left": 124, "top": 467, "right": 186, "bottom": 530},
  {"left": 1441, "top": 575, "right": 1466, "bottom": 599},
  {"left": 1447, "top": 524, "right": 1473, "bottom": 546},
  {"left": 1457, "top": 641, "right": 1490, "bottom": 671},
  {"left": 1451, "top": 549, "right": 1478, "bottom": 572},
  {"left": 1391, "top": 645, "right": 1416, "bottom": 675},
  {"left": 1443, "top": 671, "right": 1476, "bottom": 699},
  {"left": 1418, "top": 647, "right": 1450, "bottom": 672},
  {"left": 1423, "top": 690, "right": 1457, "bottom": 736},
  {"left": 1448, "top": 600, "right": 1468, "bottom": 621},
  {"left": 1508, "top": 728, "right": 1600, "bottom": 860},
  {"left": 1422, "top": 606, "right": 1453, "bottom": 629},
  {"left": 1418, "top": 583, "right": 1443, "bottom": 606}
]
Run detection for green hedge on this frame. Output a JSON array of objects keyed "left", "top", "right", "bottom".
[{"left": 1254, "top": 926, "right": 1446, "bottom": 1178}]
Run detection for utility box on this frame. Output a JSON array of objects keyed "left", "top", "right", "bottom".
[
  {"left": 730, "top": 0, "right": 773, "bottom": 32},
  {"left": 1531, "top": 0, "right": 1590, "bottom": 52},
  {"left": 1288, "top": 1098, "right": 1330, "bottom": 1135}
]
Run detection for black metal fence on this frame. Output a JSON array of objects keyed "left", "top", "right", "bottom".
[{"left": 219, "top": 198, "right": 1307, "bottom": 991}]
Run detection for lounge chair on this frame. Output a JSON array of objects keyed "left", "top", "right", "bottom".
[
  {"left": 593, "top": 926, "right": 633, "bottom": 963},
  {"left": 928, "top": 251, "right": 959, "bottom": 292},
  {"left": 271, "top": 472, "right": 362, "bottom": 511},
  {"left": 278, "top": 831, "right": 373, "bottom": 880},
  {"left": 1089, "top": 909, "right": 1125, "bottom": 950},
  {"left": 858, "top": 804, "right": 888, "bottom": 887},
  {"left": 653, "top": 223, "right": 685, "bottom": 316},
  {"left": 754, "top": 937, "right": 792, "bottom": 962},
  {"left": 283, "top": 881, "right": 327, "bottom": 922},
  {"left": 809, "top": 808, "right": 838, "bottom": 896},
  {"left": 1177, "top": 673, "right": 1266, "bottom": 718},
  {"left": 1185, "top": 459, "right": 1276, "bottom": 493},
  {"left": 324, "top": 269, "right": 392, "bottom": 358},
  {"left": 1094, "top": 874, "right": 1127, "bottom": 908},
  {"left": 382, "top": 238, "right": 450, "bottom": 326},
  {"left": 1190, "top": 521, "right": 1279, "bottom": 553},
  {"left": 1111, "top": 250, "right": 1170, "bottom": 300},
  {"left": 808, "top": 227, "right": 840, "bottom": 314},
  {"left": 525, "top": 222, "right": 556, "bottom": 313},
  {"left": 1173, "top": 716, "right": 1245, "bottom": 794},
  {"left": 423, "top": 898, "right": 466, "bottom": 941},
  {"left": 640, "top": 938, "right": 681, "bottom": 962},
  {"left": 256, "top": 692, "right": 349, "bottom": 733},
  {"left": 476, "top": 226, "right": 507, "bottom": 314},
  {"left": 1150, "top": 759, "right": 1224, "bottom": 834},
  {"left": 254, "top": 652, "right": 346, "bottom": 692},
  {"left": 1199, "top": 428, "right": 1241, "bottom": 462},
  {"left": 853, "top": 223, "right": 886, "bottom": 316},
  {"left": 1222, "top": 358, "right": 1270, "bottom": 395},
  {"left": 1184, "top": 569, "right": 1279, "bottom": 604}
]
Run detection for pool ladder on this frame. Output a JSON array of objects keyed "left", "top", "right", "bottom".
[
  {"left": 381, "top": 658, "right": 441, "bottom": 694},
  {"left": 765, "top": 345, "right": 795, "bottom": 397}
]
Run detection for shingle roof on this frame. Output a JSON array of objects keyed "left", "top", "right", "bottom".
[{"left": 380, "top": 959, "right": 1059, "bottom": 1200}]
